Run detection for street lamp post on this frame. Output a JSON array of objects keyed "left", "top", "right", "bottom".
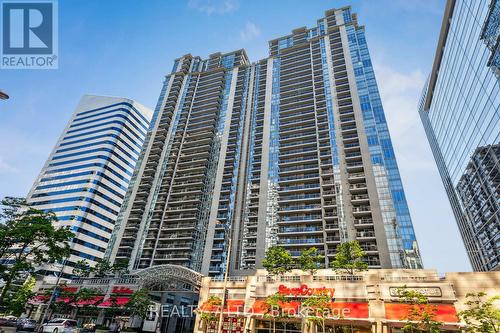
[
  {"left": 39, "top": 260, "right": 68, "bottom": 324},
  {"left": 216, "top": 237, "right": 231, "bottom": 333}
]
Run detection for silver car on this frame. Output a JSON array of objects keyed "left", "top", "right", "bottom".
[{"left": 40, "top": 319, "right": 78, "bottom": 333}]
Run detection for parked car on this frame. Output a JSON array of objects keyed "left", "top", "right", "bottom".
[
  {"left": 17, "top": 318, "right": 38, "bottom": 331},
  {"left": 0, "top": 315, "right": 18, "bottom": 327},
  {"left": 40, "top": 319, "right": 78, "bottom": 333},
  {"left": 80, "top": 323, "right": 95, "bottom": 333}
]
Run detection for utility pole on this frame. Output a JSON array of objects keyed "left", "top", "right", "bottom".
[
  {"left": 39, "top": 260, "right": 67, "bottom": 324},
  {"left": 216, "top": 237, "right": 232, "bottom": 333}
]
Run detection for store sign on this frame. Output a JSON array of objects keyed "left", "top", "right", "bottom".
[
  {"left": 112, "top": 286, "right": 134, "bottom": 294},
  {"left": 278, "top": 284, "right": 335, "bottom": 297},
  {"left": 389, "top": 287, "right": 442, "bottom": 297}
]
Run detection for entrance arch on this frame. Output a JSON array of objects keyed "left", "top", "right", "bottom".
[
  {"left": 134, "top": 264, "right": 203, "bottom": 292},
  {"left": 133, "top": 265, "right": 204, "bottom": 333}
]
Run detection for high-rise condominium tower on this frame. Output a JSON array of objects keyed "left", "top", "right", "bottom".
[
  {"left": 419, "top": 0, "right": 499, "bottom": 271},
  {"left": 108, "top": 7, "right": 422, "bottom": 277},
  {"left": 27, "top": 95, "right": 152, "bottom": 278}
]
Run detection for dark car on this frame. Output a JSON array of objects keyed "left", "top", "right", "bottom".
[
  {"left": 17, "top": 318, "right": 38, "bottom": 332},
  {"left": 0, "top": 316, "right": 18, "bottom": 327}
]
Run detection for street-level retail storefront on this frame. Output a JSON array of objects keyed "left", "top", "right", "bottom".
[{"left": 194, "top": 269, "right": 500, "bottom": 333}]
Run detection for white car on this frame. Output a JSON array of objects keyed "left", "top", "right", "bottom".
[{"left": 40, "top": 319, "right": 78, "bottom": 333}]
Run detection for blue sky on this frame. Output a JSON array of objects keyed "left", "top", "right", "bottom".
[{"left": 0, "top": 0, "right": 471, "bottom": 273}]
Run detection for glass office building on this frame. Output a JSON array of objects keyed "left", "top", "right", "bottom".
[
  {"left": 419, "top": 0, "right": 499, "bottom": 271},
  {"left": 27, "top": 95, "right": 152, "bottom": 278},
  {"left": 108, "top": 7, "right": 422, "bottom": 277}
]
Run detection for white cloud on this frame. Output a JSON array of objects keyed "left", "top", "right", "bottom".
[
  {"left": 240, "top": 21, "right": 261, "bottom": 41},
  {"left": 373, "top": 62, "right": 435, "bottom": 172},
  {"left": 188, "top": 0, "right": 239, "bottom": 15},
  {"left": 373, "top": 62, "right": 471, "bottom": 272},
  {"left": 0, "top": 156, "right": 18, "bottom": 174}
]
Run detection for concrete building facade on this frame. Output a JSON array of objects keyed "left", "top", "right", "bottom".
[
  {"left": 194, "top": 269, "right": 500, "bottom": 333},
  {"left": 108, "top": 6, "right": 422, "bottom": 278}
]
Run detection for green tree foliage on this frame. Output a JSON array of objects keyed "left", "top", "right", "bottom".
[
  {"left": 90, "top": 258, "right": 130, "bottom": 277},
  {"left": 91, "top": 259, "right": 114, "bottom": 277},
  {"left": 50, "top": 286, "right": 101, "bottom": 316},
  {"left": 396, "top": 286, "right": 442, "bottom": 333},
  {"left": 262, "top": 246, "right": 294, "bottom": 276},
  {"left": 74, "top": 287, "right": 101, "bottom": 317},
  {"left": 72, "top": 260, "right": 92, "bottom": 278},
  {"left": 4, "top": 275, "right": 36, "bottom": 316},
  {"left": 0, "top": 197, "right": 73, "bottom": 304},
  {"left": 111, "top": 258, "right": 130, "bottom": 275},
  {"left": 264, "top": 293, "right": 288, "bottom": 317},
  {"left": 330, "top": 241, "right": 368, "bottom": 275},
  {"left": 458, "top": 292, "right": 500, "bottom": 333},
  {"left": 125, "top": 288, "right": 152, "bottom": 319},
  {"left": 302, "top": 294, "right": 332, "bottom": 333},
  {"left": 298, "top": 247, "right": 324, "bottom": 275}
]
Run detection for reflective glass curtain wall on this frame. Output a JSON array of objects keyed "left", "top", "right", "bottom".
[{"left": 419, "top": 0, "right": 500, "bottom": 271}]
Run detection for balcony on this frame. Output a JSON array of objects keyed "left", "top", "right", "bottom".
[
  {"left": 325, "top": 236, "right": 341, "bottom": 243},
  {"left": 279, "top": 204, "right": 321, "bottom": 212},
  {"left": 348, "top": 172, "right": 366, "bottom": 182},
  {"left": 278, "top": 238, "right": 323, "bottom": 245},
  {"left": 351, "top": 194, "right": 370, "bottom": 203},
  {"left": 352, "top": 206, "right": 371, "bottom": 215},
  {"left": 354, "top": 218, "right": 374, "bottom": 226},
  {"left": 279, "top": 226, "right": 323, "bottom": 234},
  {"left": 356, "top": 231, "right": 376, "bottom": 239},
  {"left": 349, "top": 183, "right": 368, "bottom": 193}
]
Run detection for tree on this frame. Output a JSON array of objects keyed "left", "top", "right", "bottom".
[
  {"left": 262, "top": 246, "right": 294, "bottom": 276},
  {"left": 264, "top": 293, "right": 289, "bottom": 333},
  {"left": 0, "top": 197, "right": 73, "bottom": 304},
  {"left": 302, "top": 294, "right": 332, "bottom": 333},
  {"left": 4, "top": 275, "right": 36, "bottom": 316},
  {"left": 330, "top": 241, "right": 368, "bottom": 275},
  {"left": 74, "top": 287, "right": 101, "bottom": 317},
  {"left": 91, "top": 259, "right": 114, "bottom": 277},
  {"left": 90, "top": 259, "right": 129, "bottom": 277},
  {"left": 458, "top": 292, "right": 500, "bottom": 333},
  {"left": 199, "top": 296, "right": 222, "bottom": 333},
  {"left": 51, "top": 285, "right": 77, "bottom": 315},
  {"left": 298, "top": 247, "right": 324, "bottom": 274},
  {"left": 125, "top": 288, "right": 153, "bottom": 319},
  {"left": 396, "top": 286, "right": 441, "bottom": 333},
  {"left": 73, "top": 260, "right": 92, "bottom": 278},
  {"left": 111, "top": 258, "right": 130, "bottom": 275}
]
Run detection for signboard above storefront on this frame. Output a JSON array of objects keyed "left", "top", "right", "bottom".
[{"left": 388, "top": 287, "right": 442, "bottom": 297}]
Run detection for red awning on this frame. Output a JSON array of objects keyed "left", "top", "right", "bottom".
[
  {"left": 62, "top": 287, "right": 78, "bottom": 293},
  {"left": 55, "top": 297, "right": 73, "bottom": 303},
  {"left": 384, "top": 303, "right": 458, "bottom": 323},
  {"left": 76, "top": 296, "right": 104, "bottom": 306},
  {"left": 28, "top": 295, "right": 49, "bottom": 305},
  {"left": 98, "top": 297, "right": 130, "bottom": 308}
]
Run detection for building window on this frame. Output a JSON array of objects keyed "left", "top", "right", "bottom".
[{"left": 480, "top": 0, "right": 500, "bottom": 77}]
